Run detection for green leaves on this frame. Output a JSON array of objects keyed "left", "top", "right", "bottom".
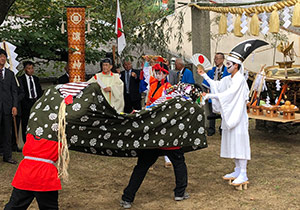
[{"left": 1, "top": 0, "right": 178, "bottom": 67}]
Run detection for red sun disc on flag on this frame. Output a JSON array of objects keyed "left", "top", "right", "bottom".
[
  {"left": 198, "top": 55, "right": 204, "bottom": 64},
  {"left": 117, "top": 18, "right": 122, "bottom": 38}
]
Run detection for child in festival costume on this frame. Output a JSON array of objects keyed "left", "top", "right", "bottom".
[
  {"left": 146, "top": 63, "right": 172, "bottom": 106},
  {"left": 5, "top": 95, "right": 71, "bottom": 209},
  {"left": 198, "top": 39, "right": 268, "bottom": 190}
]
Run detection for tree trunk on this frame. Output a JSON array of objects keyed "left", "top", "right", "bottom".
[{"left": 0, "top": 0, "right": 16, "bottom": 25}]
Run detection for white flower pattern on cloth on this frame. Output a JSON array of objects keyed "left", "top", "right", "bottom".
[
  {"left": 151, "top": 112, "right": 156, "bottom": 118},
  {"left": 194, "top": 138, "right": 201, "bottom": 145},
  {"left": 99, "top": 125, "right": 107, "bottom": 131},
  {"left": 117, "top": 140, "right": 123, "bottom": 148},
  {"left": 158, "top": 139, "right": 164, "bottom": 146},
  {"left": 79, "top": 126, "right": 86, "bottom": 131},
  {"left": 35, "top": 127, "right": 44, "bottom": 136},
  {"left": 48, "top": 113, "right": 57, "bottom": 121},
  {"left": 173, "top": 139, "right": 179, "bottom": 146},
  {"left": 72, "top": 103, "right": 81, "bottom": 111},
  {"left": 198, "top": 127, "right": 205, "bottom": 134},
  {"left": 132, "top": 122, "right": 139, "bottom": 128},
  {"left": 35, "top": 102, "right": 42, "bottom": 109},
  {"left": 133, "top": 141, "right": 140, "bottom": 148},
  {"left": 43, "top": 105, "right": 50, "bottom": 111},
  {"left": 183, "top": 131, "right": 188, "bottom": 139},
  {"left": 80, "top": 115, "right": 89, "bottom": 122},
  {"left": 178, "top": 123, "right": 185, "bottom": 130},
  {"left": 143, "top": 133, "right": 149, "bottom": 141},
  {"left": 45, "top": 89, "right": 51, "bottom": 96},
  {"left": 51, "top": 123, "right": 58, "bottom": 132},
  {"left": 160, "top": 128, "right": 167, "bottom": 135},
  {"left": 70, "top": 135, "right": 78, "bottom": 144},
  {"left": 124, "top": 129, "right": 132, "bottom": 136},
  {"left": 161, "top": 117, "right": 167, "bottom": 123},
  {"left": 131, "top": 150, "right": 137, "bottom": 157},
  {"left": 90, "top": 147, "right": 97, "bottom": 154},
  {"left": 170, "top": 119, "right": 177, "bottom": 125},
  {"left": 190, "top": 107, "right": 195, "bottom": 114},
  {"left": 92, "top": 120, "right": 100, "bottom": 127},
  {"left": 90, "top": 104, "right": 97, "bottom": 111},
  {"left": 97, "top": 95, "right": 104, "bottom": 103},
  {"left": 175, "top": 103, "right": 182, "bottom": 109},
  {"left": 89, "top": 138, "right": 97, "bottom": 146},
  {"left": 197, "top": 114, "right": 203, "bottom": 122},
  {"left": 143, "top": 126, "right": 149, "bottom": 133},
  {"left": 29, "top": 112, "right": 36, "bottom": 119},
  {"left": 103, "top": 133, "right": 111, "bottom": 140},
  {"left": 106, "top": 149, "right": 113, "bottom": 156}
]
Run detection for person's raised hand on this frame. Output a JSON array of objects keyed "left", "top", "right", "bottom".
[
  {"left": 103, "top": 87, "right": 111, "bottom": 92},
  {"left": 197, "top": 65, "right": 205, "bottom": 75}
]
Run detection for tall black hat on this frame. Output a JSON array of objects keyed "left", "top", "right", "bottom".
[{"left": 227, "top": 39, "right": 268, "bottom": 64}]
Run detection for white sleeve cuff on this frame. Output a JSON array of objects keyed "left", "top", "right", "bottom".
[
  {"left": 202, "top": 73, "right": 210, "bottom": 81},
  {"left": 206, "top": 93, "right": 218, "bottom": 100}
]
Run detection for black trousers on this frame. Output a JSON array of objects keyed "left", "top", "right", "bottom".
[
  {"left": 208, "top": 102, "right": 216, "bottom": 134},
  {"left": 0, "top": 111, "right": 13, "bottom": 161},
  {"left": 122, "top": 149, "right": 187, "bottom": 202},
  {"left": 5, "top": 187, "right": 58, "bottom": 210},
  {"left": 124, "top": 93, "right": 141, "bottom": 114},
  {"left": 21, "top": 99, "right": 36, "bottom": 143}
]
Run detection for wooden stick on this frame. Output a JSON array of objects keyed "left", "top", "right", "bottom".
[
  {"left": 13, "top": 116, "right": 19, "bottom": 147},
  {"left": 276, "top": 83, "right": 288, "bottom": 106},
  {"left": 112, "top": 45, "right": 116, "bottom": 66}
]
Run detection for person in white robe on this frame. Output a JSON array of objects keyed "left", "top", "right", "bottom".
[
  {"left": 198, "top": 62, "right": 250, "bottom": 185},
  {"left": 198, "top": 39, "right": 268, "bottom": 186},
  {"left": 88, "top": 58, "right": 124, "bottom": 113}
]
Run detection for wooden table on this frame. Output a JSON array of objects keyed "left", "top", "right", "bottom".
[{"left": 248, "top": 113, "right": 300, "bottom": 123}]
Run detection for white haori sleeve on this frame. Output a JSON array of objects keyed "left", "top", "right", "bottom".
[
  {"left": 204, "top": 72, "right": 249, "bottom": 130},
  {"left": 202, "top": 73, "right": 229, "bottom": 113}
]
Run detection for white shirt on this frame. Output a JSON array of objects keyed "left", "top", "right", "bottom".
[
  {"left": 1, "top": 68, "right": 5, "bottom": 79},
  {"left": 25, "top": 74, "right": 37, "bottom": 99},
  {"left": 214, "top": 65, "right": 223, "bottom": 81}
]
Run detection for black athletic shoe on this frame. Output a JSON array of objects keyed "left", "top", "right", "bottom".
[
  {"left": 120, "top": 200, "right": 132, "bottom": 209},
  {"left": 174, "top": 192, "right": 190, "bottom": 201}
]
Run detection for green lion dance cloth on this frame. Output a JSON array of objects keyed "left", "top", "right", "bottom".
[{"left": 27, "top": 83, "right": 207, "bottom": 157}]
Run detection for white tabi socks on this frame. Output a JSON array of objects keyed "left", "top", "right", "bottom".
[
  {"left": 232, "top": 159, "right": 248, "bottom": 185},
  {"left": 223, "top": 159, "right": 241, "bottom": 179}
]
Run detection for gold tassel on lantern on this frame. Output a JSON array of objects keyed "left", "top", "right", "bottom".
[
  {"left": 234, "top": 14, "right": 243, "bottom": 37},
  {"left": 219, "top": 13, "right": 227, "bottom": 35},
  {"left": 292, "top": 1, "right": 300, "bottom": 27},
  {"left": 269, "top": 9, "right": 279, "bottom": 33},
  {"left": 250, "top": 13, "right": 260, "bottom": 36}
]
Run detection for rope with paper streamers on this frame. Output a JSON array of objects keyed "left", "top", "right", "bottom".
[{"left": 189, "top": 0, "right": 300, "bottom": 36}]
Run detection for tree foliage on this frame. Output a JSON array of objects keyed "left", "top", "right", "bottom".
[{"left": 0, "top": 0, "right": 177, "bottom": 65}]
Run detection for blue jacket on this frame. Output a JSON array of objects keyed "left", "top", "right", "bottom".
[
  {"left": 178, "top": 68, "right": 195, "bottom": 84},
  {"left": 202, "top": 66, "right": 230, "bottom": 89}
]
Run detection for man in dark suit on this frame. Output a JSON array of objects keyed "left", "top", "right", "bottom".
[
  {"left": 57, "top": 63, "right": 69, "bottom": 84},
  {"left": 120, "top": 60, "right": 141, "bottom": 113},
  {"left": 18, "top": 61, "right": 43, "bottom": 142},
  {"left": 0, "top": 49, "right": 18, "bottom": 164}
]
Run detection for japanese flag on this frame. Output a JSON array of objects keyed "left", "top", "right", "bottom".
[{"left": 115, "top": 0, "right": 126, "bottom": 55}]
